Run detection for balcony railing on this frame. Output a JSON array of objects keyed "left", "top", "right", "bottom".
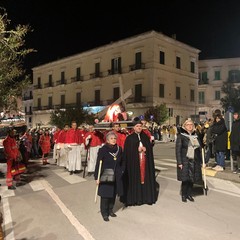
[
  {"left": 129, "top": 63, "right": 145, "bottom": 71},
  {"left": 34, "top": 84, "right": 42, "bottom": 89},
  {"left": 23, "top": 96, "right": 33, "bottom": 101},
  {"left": 108, "top": 69, "right": 122, "bottom": 75},
  {"left": 90, "top": 72, "right": 103, "bottom": 79},
  {"left": 56, "top": 79, "right": 66, "bottom": 86},
  {"left": 126, "top": 96, "right": 146, "bottom": 103},
  {"left": 44, "top": 82, "right": 54, "bottom": 88},
  {"left": 198, "top": 79, "right": 209, "bottom": 85},
  {"left": 71, "top": 76, "right": 84, "bottom": 82}
]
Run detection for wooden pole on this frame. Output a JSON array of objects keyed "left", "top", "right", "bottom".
[{"left": 94, "top": 160, "right": 102, "bottom": 203}]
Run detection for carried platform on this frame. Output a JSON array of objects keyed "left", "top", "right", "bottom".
[{"left": 94, "top": 121, "right": 134, "bottom": 130}]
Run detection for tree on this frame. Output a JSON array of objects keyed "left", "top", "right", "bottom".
[
  {"left": 0, "top": 9, "right": 34, "bottom": 114},
  {"left": 49, "top": 107, "right": 96, "bottom": 128},
  {"left": 144, "top": 103, "right": 169, "bottom": 125},
  {"left": 221, "top": 81, "right": 240, "bottom": 113}
]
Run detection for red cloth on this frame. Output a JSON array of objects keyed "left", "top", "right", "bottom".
[
  {"left": 65, "top": 128, "right": 79, "bottom": 144},
  {"left": 39, "top": 135, "right": 51, "bottom": 154},
  {"left": 57, "top": 130, "right": 68, "bottom": 143},
  {"left": 139, "top": 152, "right": 146, "bottom": 184},
  {"left": 3, "top": 136, "right": 19, "bottom": 160},
  {"left": 84, "top": 131, "right": 104, "bottom": 147}
]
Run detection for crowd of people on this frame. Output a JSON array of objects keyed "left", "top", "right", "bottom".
[{"left": 2, "top": 107, "right": 239, "bottom": 221}]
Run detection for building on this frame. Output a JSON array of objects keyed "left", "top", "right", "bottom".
[
  {"left": 22, "top": 86, "right": 34, "bottom": 128},
  {"left": 198, "top": 57, "right": 240, "bottom": 121},
  {"left": 31, "top": 30, "right": 200, "bottom": 128}
]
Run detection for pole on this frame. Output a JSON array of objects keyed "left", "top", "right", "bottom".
[
  {"left": 94, "top": 160, "right": 102, "bottom": 203},
  {"left": 228, "top": 111, "right": 234, "bottom": 171},
  {"left": 201, "top": 147, "right": 208, "bottom": 195},
  {"left": 82, "top": 147, "right": 89, "bottom": 178}
]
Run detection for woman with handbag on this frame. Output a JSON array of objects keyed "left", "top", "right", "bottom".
[{"left": 94, "top": 131, "right": 124, "bottom": 222}]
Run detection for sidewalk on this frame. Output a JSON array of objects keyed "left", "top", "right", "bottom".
[{"left": 204, "top": 158, "right": 240, "bottom": 183}]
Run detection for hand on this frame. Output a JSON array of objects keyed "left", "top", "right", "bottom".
[{"left": 178, "top": 164, "right": 183, "bottom": 170}]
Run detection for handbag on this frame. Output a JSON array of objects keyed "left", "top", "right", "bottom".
[
  {"left": 100, "top": 168, "right": 115, "bottom": 183},
  {"left": 11, "top": 161, "right": 26, "bottom": 176}
]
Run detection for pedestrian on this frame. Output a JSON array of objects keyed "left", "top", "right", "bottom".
[
  {"left": 121, "top": 117, "right": 158, "bottom": 206},
  {"left": 175, "top": 119, "right": 202, "bottom": 202},
  {"left": 94, "top": 131, "right": 124, "bottom": 222},
  {"left": 39, "top": 129, "right": 51, "bottom": 165},
  {"left": 229, "top": 112, "right": 240, "bottom": 174},
  {"left": 3, "top": 128, "right": 21, "bottom": 190},
  {"left": 211, "top": 109, "right": 228, "bottom": 171}
]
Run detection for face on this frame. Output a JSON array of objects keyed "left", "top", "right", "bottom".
[
  {"left": 233, "top": 113, "right": 239, "bottom": 120},
  {"left": 134, "top": 124, "right": 143, "bottom": 133},
  {"left": 71, "top": 122, "right": 77, "bottom": 129},
  {"left": 113, "top": 124, "right": 120, "bottom": 131},
  {"left": 185, "top": 122, "right": 194, "bottom": 131},
  {"left": 106, "top": 134, "right": 117, "bottom": 145}
]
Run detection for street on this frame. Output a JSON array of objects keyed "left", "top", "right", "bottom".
[{"left": 0, "top": 142, "right": 240, "bottom": 240}]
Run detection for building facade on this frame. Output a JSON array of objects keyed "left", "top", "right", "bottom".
[
  {"left": 198, "top": 57, "right": 240, "bottom": 121},
  {"left": 31, "top": 30, "right": 200, "bottom": 128}
]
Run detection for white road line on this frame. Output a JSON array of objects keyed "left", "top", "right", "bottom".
[
  {"left": 2, "top": 198, "right": 15, "bottom": 240},
  {"left": 155, "top": 161, "right": 176, "bottom": 167},
  {"left": 52, "top": 169, "right": 87, "bottom": 184},
  {"left": 155, "top": 166, "right": 168, "bottom": 171},
  {"left": 0, "top": 186, "right": 15, "bottom": 199},
  {"left": 207, "top": 178, "right": 240, "bottom": 195},
  {"left": 40, "top": 180, "right": 95, "bottom": 240},
  {"left": 29, "top": 179, "right": 50, "bottom": 191}
]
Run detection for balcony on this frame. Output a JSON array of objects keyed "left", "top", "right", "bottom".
[
  {"left": 71, "top": 76, "right": 84, "bottom": 82},
  {"left": 90, "top": 72, "right": 103, "bottom": 79},
  {"left": 44, "top": 82, "right": 54, "bottom": 88},
  {"left": 34, "top": 84, "right": 42, "bottom": 89},
  {"left": 56, "top": 79, "right": 66, "bottom": 86},
  {"left": 198, "top": 79, "right": 209, "bottom": 85},
  {"left": 25, "top": 111, "right": 33, "bottom": 115},
  {"left": 129, "top": 63, "right": 145, "bottom": 71},
  {"left": 108, "top": 69, "right": 122, "bottom": 75},
  {"left": 126, "top": 96, "right": 146, "bottom": 103},
  {"left": 23, "top": 96, "right": 33, "bottom": 101}
]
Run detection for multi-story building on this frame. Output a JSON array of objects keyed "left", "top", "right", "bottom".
[
  {"left": 31, "top": 30, "right": 200, "bottom": 128},
  {"left": 198, "top": 57, "right": 240, "bottom": 121},
  {"left": 22, "top": 86, "right": 34, "bottom": 128}
]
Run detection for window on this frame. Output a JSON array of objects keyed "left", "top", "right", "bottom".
[
  {"left": 160, "top": 51, "right": 165, "bottom": 65},
  {"left": 111, "top": 57, "right": 121, "bottom": 74},
  {"left": 198, "top": 92, "right": 205, "bottom": 104},
  {"left": 169, "top": 108, "right": 173, "bottom": 117},
  {"left": 113, "top": 87, "right": 120, "bottom": 101},
  {"left": 49, "top": 74, "right": 53, "bottom": 86},
  {"left": 76, "top": 67, "right": 81, "bottom": 81},
  {"left": 95, "top": 89, "right": 100, "bottom": 105},
  {"left": 76, "top": 92, "right": 81, "bottom": 106},
  {"left": 61, "top": 95, "right": 65, "bottom": 107},
  {"left": 37, "top": 77, "right": 41, "bottom": 88},
  {"left": 228, "top": 70, "right": 240, "bottom": 83},
  {"left": 37, "top": 98, "right": 41, "bottom": 109},
  {"left": 135, "top": 52, "right": 142, "bottom": 69},
  {"left": 95, "top": 63, "right": 100, "bottom": 77},
  {"left": 25, "top": 106, "right": 27, "bottom": 113},
  {"left": 29, "top": 117, "right": 32, "bottom": 123},
  {"left": 215, "top": 91, "right": 221, "bottom": 100},
  {"left": 199, "top": 72, "right": 208, "bottom": 84},
  {"left": 190, "top": 61, "right": 195, "bottom": 73},
  {"left": 214, "top": 71, "right": 221, "bottom": 80},
  {"left": 61, "top": 72, "right": 65, "bottom": 84},
  {"left": 159, "top": 84, "right": 164, "bottom": 98},
  {"left": 190, "top": 89, "right": 195, "bottom": 102},
  {"left": 30, "top": 91, "right": 32, "bottom": 99},
  {"left": 48, "top": 96, "right": 53, "bottom": 108},
  {"left": 176, "top": 87, "right": 180, "bottom": 100},
  {"left": 135, "top": 84, "right": 142, "bottom": 102},
  {"left": 29, "top": 106, "right": 32, "bottom": 114},
  {"left": 176, "top": 56, "right": 181, "bottom": 69}
]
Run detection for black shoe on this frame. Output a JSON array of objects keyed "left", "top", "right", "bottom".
[
  {"left": 103, "top": 216, "right": 109, "bottom": 222},
  {"left": 8, "top": 186, "right": 16, "bottom": 190},
  {"left": 182, "top": 196, "right": 187, "bottom": 202},
  {"left": 69, "top": 171, "right": 73, "bottom": 175},
  {"left": 109, "top": 212, "right": 117, "bottom": 217},
  {"left": 187, "top": 196, "right": 195, "bottom": 202}
]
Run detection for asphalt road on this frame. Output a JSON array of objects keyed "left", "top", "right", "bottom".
[{"left": 0, "top": 142, "right": 240, "bottom": 240}]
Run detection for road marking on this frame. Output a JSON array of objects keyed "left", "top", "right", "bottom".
[
  {"left": 0, "top": 186, "right": 15, "bottom": 199},
  {"left": 40, "top": 180, "right": 95, "bottom": 240},
  {"left": 52, "top": 169, "right": 87, "bottom": 184},
  {"left": 155, "top": 166, "right": 168, "bottom": 171},
  {"left": 2, "top": 198, "right": 15, "bottom": 240},
  {"left": 29, "top": 179, "right": 48, "bottom": 191}
]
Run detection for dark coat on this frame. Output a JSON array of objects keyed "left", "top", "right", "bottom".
[
  {"left": 230, "top": 118, "right": 240, "bottom": 153},
  {"left": 175, "top": 128, "right": 202, "bottom": 183},
  {"left": 94, "top": 143, "right": 124, "bottom": 198},
  {"left": 211, "top": 118, "right": 228, "bottom": 152},
  {"left": 121, "top": 131, "right": 158, "bottom": 206}
]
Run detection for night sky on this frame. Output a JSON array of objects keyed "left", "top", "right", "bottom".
[{"left": 1, "top": 0, "right": 240, "bottom": 72}]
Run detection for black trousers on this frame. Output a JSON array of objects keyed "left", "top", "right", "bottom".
[
  {"left": 100, "top": 197, "right": 115, "bottom": 217},
  {"left": 181, "top": 181, "right": 193, "bottom": 197}
]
